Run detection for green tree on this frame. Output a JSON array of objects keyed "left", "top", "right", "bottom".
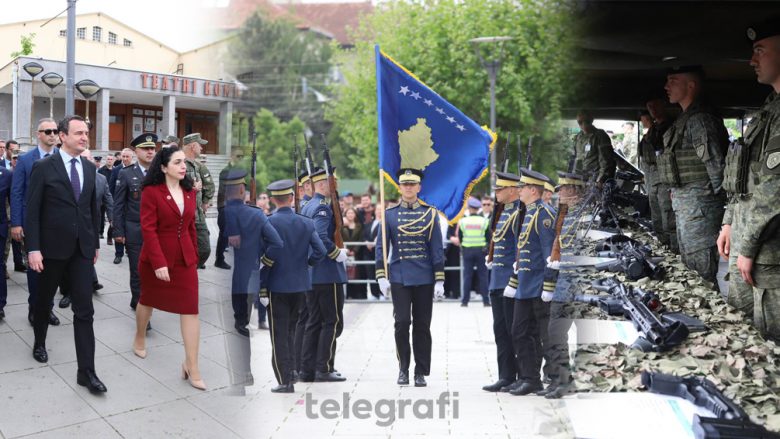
[
  {"left": 11, "top": 33, "right": 36, "bottom": 58},
  {"left": 326, "top": 0, "right": 577, "bottom": 189}
]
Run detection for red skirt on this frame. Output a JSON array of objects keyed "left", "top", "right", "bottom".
[{"left": 138, "top": 248, "right": 199, "bottom": 315}]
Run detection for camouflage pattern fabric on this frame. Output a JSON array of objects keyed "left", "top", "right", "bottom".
[{"left": 671, "top": 181, "right": 724, "bottom": 285}]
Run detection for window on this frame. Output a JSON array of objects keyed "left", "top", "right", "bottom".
[
  {"left": 123, "top": 38, "right": 132, "bottom": 47},
  {"left": 59, "top": 29, "right": 66, "bottom": 37},
  {"left": 108, "top": 32, "right": 117, "bottom": 45},
  {"left": 76, "top": 27, "right": 85, "bottom": 39},
  {"left": 92, "top": 26, "right": 102, "bottom": 42}
]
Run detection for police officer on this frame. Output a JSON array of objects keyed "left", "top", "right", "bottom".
[
  {"left": 458, "top": 197, "right": 490, "bottom": 307},
  {"left": 717, "top": 20, "right": 780, "bottom": 341},
  {"left": 573, "top": 109, "right": 616, "bottom": 184},
  {"left": 299, "top": 167, "right": 348, "bottom": 383},
  {"left": 640, "top": 99, "right": 678, "bottom": 252},
  {"left": 114, "top": 134, "right": 157, "bottom": 312},
  {"left": 182, "top": 133, "right": 215, "bottom": 269},
  {"left": 375, "top": 168, "right": 445, "bottom": 387},
  {"left": 223, "top": 169, "right": 283, "bottom": 392},
  {"left": 482, "top": 171, "right": 523, "bottom": 392},
  {"left": 262, "top": 179, "right": 326, "bottom": 393},
  {"left": 502, "top": 168, "right": 556, "bottom": 396},
  {"left": 658, "top": 65, "right": 728, "bottom": 288}
]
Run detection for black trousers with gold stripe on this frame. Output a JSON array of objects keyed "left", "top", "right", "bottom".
[
  {"left": 391, "top": 283, "right": 433, "bottom": 376},
  {"left": 301, "top": 283, "right": 344, "bottom": 374},
  {"left": 268, "top": 292, "right": 304, "bottom": 385}
]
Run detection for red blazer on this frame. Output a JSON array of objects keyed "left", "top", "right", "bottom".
[{"left": 140, "top": 184, "right": 198, "bottom": 269}]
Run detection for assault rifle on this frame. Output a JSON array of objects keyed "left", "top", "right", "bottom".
[
  {"left": 642, "top": 371, "right": 780, "bottom": 439},
  {"left": 293, "top": 136, "right": 301, "bottom": 213},
  {"left": 592, "top": 235, "right": 665, "bottom": 281},
  {"left": 321, "top": 134, "right": 344, "bottom": 248},
  {"left": 574, "top": 277, "right": 661, "bottom": 316},
  {"left": 487, "top": 134, "right": 511, "bottom": 263}
]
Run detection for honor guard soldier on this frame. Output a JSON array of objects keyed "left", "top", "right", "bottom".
[
  {"left": 299, "top": 167, "right": 349, "bottom": 383},
  {"left": 482, "top": 171, "right": 523, "bottom": 392},
  {"left": 543, "top": 181, "right": 555, "bottom": 206},
  {"left": 298, "top": 170, "right": 313, "bottom": 208},
  {"left": 262, "top": 179, "right": 326, "bottom": 393},
  {"left": 223, "top": 169, "right": 282, "bottom": 391},
  {"left": 502, "top": 168, "right": 556, "bottom": 396},
  {"left": 458, "top": 197, "right": 490, "bottom": 307},
  {"left": 375, "top": 168, "right": 445, "bottom": 387},
  {"left": 182, "top": 133, "right": 215, "bottom": 269},
  {"left": 573, "top": 110, "right": 616, "bottom": 184},
  {"left": 658, "top": 65, "right": 728, "bottom": 288},
  {"left": 114, "top": 134, "right": 157, "bottom": 314},
  {"left": 293, "top": 168, "right": 314, "bottom": 379},
  {"left": 717, "top": 20, "right": 780, "bottom": 341}
]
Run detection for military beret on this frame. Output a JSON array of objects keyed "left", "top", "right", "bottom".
[
  {"left": 182, "top": 133, "right": 208, "bottom": 145},
  {"left": 747, "top": 18, "right": 780, "bottom": 43},
  {"left": 267, "top": 179, "right": 295, "bottom": 197},
  {"left": 494, "top": 171, "right": 521, "bottom": 189},
  {"left": 518, "top": 167, "right": 550, "bottom": 188},
  {"left": 397, "top": 168, "right": 423, "bottom": 184},
  {"left": 666, "top": 65, "right": 706, "bottom": 79},
  {"left": 130, "top": 133, "right": 158, "bottom": 149},
  {"left": 223, "top": 169, "right": 248, "bottom": 186},
  {"left": 467, "top": 197, "right": 481, "bottom": 209}
]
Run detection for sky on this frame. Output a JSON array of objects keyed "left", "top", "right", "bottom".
[{"left": 0, "top": 0, "right": 226, "bottom": 52}]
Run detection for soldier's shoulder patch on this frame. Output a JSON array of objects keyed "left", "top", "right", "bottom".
[
  {"left": 317, "top": 210, "right": 329, "bottom": 217},
  {"left": 765, "top": 151, "right": 780, "bottom": 173},
  {"left": 319, "top": 199, "right": 329, "bottom": 205},
  {"left": 543, "top": 218, "right": 552, "bottom": 229}
]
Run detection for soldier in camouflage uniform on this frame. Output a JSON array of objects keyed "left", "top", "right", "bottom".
[
  {"left": 640, "top": 100, "right": 678, "bottom": 253},
  {"left": 657, "top": 65, "right": 728, "bottom": 288},
  {"left": 717, "top": 22, "right": 780, "bottom": 340},
  {"left": 573, "top": 109, "right": 616, "bottom": 184},
  {"left": 182, "top": 133, "right": 215, "bottom": 268}
]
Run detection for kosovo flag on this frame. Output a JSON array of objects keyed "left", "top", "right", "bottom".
[{"left": 376, "top": 45, "right": 495, "bottom": 224}]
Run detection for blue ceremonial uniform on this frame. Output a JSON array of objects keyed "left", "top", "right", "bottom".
[
  {"left": 374, "top": 200, "right": 445, "bottom": 285},
  {"left": 300, "top": 193, "right": 346, "bottom": 284},
  {"left": 507, "top": 200, "right": 556, "bottom": 299},
  {"left": 488, "top": 200, "right": 522, "bottom": 291},
  {"left": 266, "top": 207, "right": 326, "bottom": 293}
]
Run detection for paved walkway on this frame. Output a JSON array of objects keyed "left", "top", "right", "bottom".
[{"left": 0, "top": 220, "right": 572, "bottom": 439}]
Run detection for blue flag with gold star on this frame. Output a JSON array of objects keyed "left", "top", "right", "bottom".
[{"left": 376, "top": 45, "right": 495, "bottom": 224}]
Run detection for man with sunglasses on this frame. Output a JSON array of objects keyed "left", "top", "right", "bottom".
[
  {"left": 10, "top": 118, "right": 61, "bottom": 326},
  {"left": 215, "top": 148, "right": 245, "bottom": 270},
  {"left": 572, "top": 110, "right": 616, "bottom": 184}
]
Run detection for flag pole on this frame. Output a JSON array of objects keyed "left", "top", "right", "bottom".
[{"left": 379, "top": 168, "right": 390, "bottom": 298}]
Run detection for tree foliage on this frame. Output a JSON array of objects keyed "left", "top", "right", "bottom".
[
  {"left": 326, "top": 0, "right": 577, "bottom": 190},
  {"left": 11, "top": 33, "right": 36, "bottom": 58}
]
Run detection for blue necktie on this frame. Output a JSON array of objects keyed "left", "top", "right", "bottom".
[{"left": 70, "top": 158, "right": 81, "bottom": 200}]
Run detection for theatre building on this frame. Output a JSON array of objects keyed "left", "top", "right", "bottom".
[{"left": 0, "top": 12, "right": 239, "bottom": 154}]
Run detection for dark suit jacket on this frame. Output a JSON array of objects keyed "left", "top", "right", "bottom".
[
  {"left": 24, "top": 151, "right": 100, "bottom": 260},
  {"left": 11, "top": 147, "right": 55, "bottom": 226},
  {"left": 95, "top": 172, "right": 113, "bottom": 219},
  {"left": 0, "top": 158, "right": 11, "bottom": 170},
  {"left": 139, "top": 184, "right": 198, "bottom": 270}
]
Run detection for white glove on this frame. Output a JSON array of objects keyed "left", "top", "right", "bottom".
[
  {"left": 484, "top": 255, "right": 493, "bottom": 270},
  {"left": 335, "top": 248, "right": 349, "bottom": 263},
  {"left": 546, "top": 256, "right": 560, "bottom": 270},
  {"left": 434, "top": 281, "right": 445, "bottom": 300},
  {"left": 541, "top": 291, "right": 554, "bottom": 302},
  {"left": 259, "top": 297, "right": 269, "bottom": 307},
  {"left": 378, "top": 278, "right": 391, "bottom": 295},
  {"left": 503, "top": 285, "right": 516, "bottom": 298},
  {"left": 513, "top": 261, "right": 519, "bottom": 274}
]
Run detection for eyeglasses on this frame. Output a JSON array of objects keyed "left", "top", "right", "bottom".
[
  {"left": 482, "top": 203, "right": 492, "bottom": 207},
  {"left": 38, "top": 129, "right": 59, "bottom": 135}
]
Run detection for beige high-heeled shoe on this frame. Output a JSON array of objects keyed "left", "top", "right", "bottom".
[
  {"left": 182, "top": 363, "right": 206, "bottom": 390},
  {"left": 132, "top": 344, "right": 147, "bottom": 359}
]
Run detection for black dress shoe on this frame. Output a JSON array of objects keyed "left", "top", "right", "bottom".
[
  {"left": 14, "top": 264, "right": 27, "bottom": 272},
  {"left": 482, "top": 378, "right": 513, "bottom": 392},
  {"left": 113, "top": 256, "right": 122, "bottom": 264},
  {"left": 397, "top": 370, "right": 410, "bottom": 385},
  {"left": 0, "top": 309, "right": 5, "bottom": 319},
  {"left": 48, "top": 311, "right": 60, "bottom": 326},
  {"left": 414, "top": 374, "right": 427, "bottom": 387},
  {"left": 146, "top": 321, "right": 152, "bottom": 331},
  {"left": 298, "top": 373, "right": 315, "bottom": 383},
  {"left": 315, "top": 371, "right": 346, "bottom": 382},
  {"left": 93, "top": 283, "right": 104, "bottom": 291},
  {"left": 197, "top": 263, "right": 206, "bottom": 269},
  {"left": 214, "top": 260, "right": 231, "bottom": 270},
  {"left": 271, "top": 383, "right": 295, "bottom": 393},
  {"left": 510, "top": 381, "right": 543, "bottom": 396},
  {"left": 499, "top": 380, "right": 522, "bottom": 392},
  {"left": 77, "top": 369, "right": 108, "bottom": 394},
  {"left": 59, "top": 296, "right": 71, "bottom": 308},
  {"left": 545, "top": 384, "right": 573, "bottom": 399},
  {"left": 290, "top": 370, "right": 300, "bottom": 384},
  {"left": 535, "top": 382, "right": 557, "bottom": 397},
  {"left": 33, "top": 345, "right": 48, "bottom": 363},
  {"left": 234, "top": 322, "right": 249, "bottom": 337}
]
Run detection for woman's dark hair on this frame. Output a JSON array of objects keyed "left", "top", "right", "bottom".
[{"left": 142, "top": 146, "right": 194, "bottom": 191}]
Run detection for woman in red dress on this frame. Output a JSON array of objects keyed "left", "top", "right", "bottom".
[{"left": 131, "top": 147, "right": 205, "bottom": 390}]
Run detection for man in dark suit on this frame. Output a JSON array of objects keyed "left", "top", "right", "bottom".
[
  {"left": 82, "top": 149, "right": 111, "bottom": 293},
  {"left": 0, "top": 140, "right": 9, "bottom": 170},
  {"left": 114, "top": 135, "right": 156, "bottom": 310},
  {"left": 109, "top": 148, "right": 134, "bottom": 263},
  {"left": 98, "top": 153, "right": 116, "bottom": 243},
  {"left": 25, "top": 115, "right": 106, "bottom": 393},
  {"left": 10, "top": 118, "right": 61, "bottom": 326}
]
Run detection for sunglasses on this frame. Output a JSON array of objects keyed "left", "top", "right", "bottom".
[
  {"left": 482, "top": 203, "right": 492, "bottom": 207},
  {"left": 38, "top": 129, "right": 59, "bottom": 135}
]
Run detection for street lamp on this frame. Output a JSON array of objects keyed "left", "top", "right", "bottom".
[
  {"left": 469, "top": 36, "right": 512, "bottom": 187},
  {"left": 75, "top": 79, "right": 101, "bottom": 124},
  {"left": 41, "top": 72, "right": 63, "bottom": 118},
  {"left": 23, "top": 62, "right": 44, "bottom": 144}
]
